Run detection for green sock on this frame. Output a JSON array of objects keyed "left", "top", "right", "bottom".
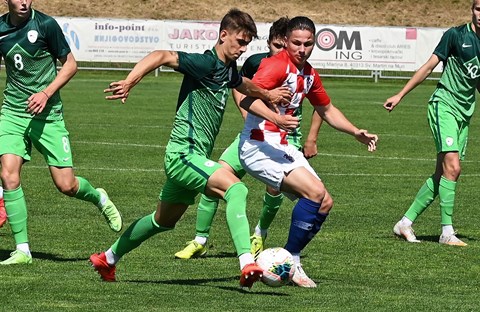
[
  {"left": 224, "top": 182, "right": 250, "bottom": 256},
  {"left": 74, "top": 176, "right": 101, "bottom": 205},
  {"left": 404, "top": 176, "right": 438, "bottom": 222},
  {"left": 111, "top": 212, "right": 171, "bottom": 258},
  {"left": 4, "top": 186, "right": 29, "bottom": 244},
  {"left": 195, "top": 194, "right": 219, "bottom": 238},
  {"left": 439, "top": 176, "right": 456, "bottom": 225},
  {"left": 258, "top": 192, "right": 283, "bottom": 230}
]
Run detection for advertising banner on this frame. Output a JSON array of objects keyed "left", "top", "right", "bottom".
[{"left": 53, "top": 17, "right": 447, "bottom": 72}]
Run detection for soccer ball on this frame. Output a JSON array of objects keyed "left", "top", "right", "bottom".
[{"left": 256, "top": 247, "right": 295, "bottom": 287}]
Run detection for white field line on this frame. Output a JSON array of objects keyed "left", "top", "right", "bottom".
[{"left": 22, "top": 140, "right": 480, "bottom": 176}]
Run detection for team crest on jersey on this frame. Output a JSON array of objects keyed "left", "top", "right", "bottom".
[
  {"left": 445, "top": 137, "right": 454, "bottom": 147},
  {"left": 27, "top": 30, "right": 38, "bottom": 43}
]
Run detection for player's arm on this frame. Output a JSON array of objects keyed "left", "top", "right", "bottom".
[
  {"left": 384, "top": 54, "right": 441, "bottom": 111},
  {"left": 236, "top": 77, "right": 291, "bottom": 107},
  {"left": 240, "top": 96, "right": 298, "bottom": 131},
  {"left": 105, "top": 50, "right": 180, "bottom": 103},
  {"left": 302, "top": 110, "right": 324, "bottom": 159},
  {"left": 476, "top": 80, "right": 480, "bottom": 94},
  {"left": 232, "top": 88, "right": 248, "bottom": 121},
  {"left": 315, "top": 103, "right": 377, "bottom": 152},
  {"left": 26, "top": 52, "right": 78, "bottom": 115}
]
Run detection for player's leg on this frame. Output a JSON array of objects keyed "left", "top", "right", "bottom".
[
  {"left": 0, "top": 115, "right": 33, "bottom": 264},
  {"left": 394, "top": 101, "right": 443, "bottom": 243},
  {"left": 90, "top": 178, "right": 193, "bottom": 281},
  {"left": 204, "top": 165, "right": 262, "bottom": 288},
  {"left": 33, "top": 119, "right": 122, "bottom": 232},
  {"left": 49, "top": 166, "right": 122, "bottom": 232},
  {"left": 0, "top": 186, "right": 6, "bottom": 228},
  {"left": 250, "top": 185, "right": 284, "bottom": 259},
  {"left": 437, "top": 119, "right": 468, "bottom": 246},
  {"left": 91, "top": 200, "right": 187, "bottom": 282},
  {"left": 174, "top": 194, "right": 217, "bottom": 259},
  {"left": 0, "top": 154, "right": 32, "bottom": 265},
  {"left": 281, "top": 165, "right": 326, "bottom": 288},
  {"left": 175, "top": 137, "right": 247, "bottom": 259}
]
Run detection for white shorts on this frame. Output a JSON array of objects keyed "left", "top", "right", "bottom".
[{"left": 239, "top": 139, "right": 320, "bottom": 200}]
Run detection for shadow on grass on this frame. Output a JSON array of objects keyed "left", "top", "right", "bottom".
[
  {"left": 125, "top": 277, "right": 290, "bottom": 295},
  {"left": 0, "top": 249, "right": 88, "bottom": 262},
  {"left": 417, "top": 233, "right": 475, "bottom": 243}
]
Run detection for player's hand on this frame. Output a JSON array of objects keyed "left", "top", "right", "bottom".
[
  {"left": 268, "top": 86, "right": 292, "bottom": 111},
  {"left": 354, "top": 129, "right": 378, "bottom": 152},
  {"left": 104, "top": 80, "right": 132, "bottom": 104},
  {"left": 302, "top": 140, "right": 318, "bottom": 159},
  {"left": 272, "top": 114, "right": 299, "bottom": 132},
  {"left": 383, "top": 94, "right": 402, "bottom": 112},
  {"left": 26, "top": 91, "right": 49, "bottom": 115}
]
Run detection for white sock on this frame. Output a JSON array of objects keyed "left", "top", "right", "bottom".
[
  {"left": 97, "top": 192, "right": 107, "bottom": 208},
  {"left": 239, "top": 252, "right": 255, "bottom": 270},
  {"left": 442, "top": 225, "right": 455, "bottom": 236},
  {"left": 105, "top": 248, "right": 120, "bottom": 266},
  {"left": 16, "top": 243, "right": 31, "bottom": 256},
  {"left": 401, "top": 216, "right": 413, "bottom": 227},
  {"left": 194, "top": 236, "right": 207, "bottom": 246},
  {"left": 291, "top": 253, "right": 301, "bottom": 265},
  {"left": 0, "top": 186, "right": 3, "bottom": 198},
  {"left": 254, "top": 225, "right": 267, "bottom": 238}
]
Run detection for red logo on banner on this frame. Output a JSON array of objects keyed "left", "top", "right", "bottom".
[{"left": 406, "top": 28, "right": 417, "bottom": 40}]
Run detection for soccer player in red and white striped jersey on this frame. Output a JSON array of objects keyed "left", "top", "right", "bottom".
[{"left": 239, "top": 16, "right": 378, "bottom": 287}]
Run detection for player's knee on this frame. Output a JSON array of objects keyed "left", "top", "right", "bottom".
[
  {"left": 56, "top": 182, "right": 77, "bottom": 196},
  {"left": 319, "top": 195, "right": 333, "bottom": 214},
  {"left": 304, "top": 183, "right": 325, "bottom": 203},
  {"left": 444, "top": 162, "right": 461, "bottom": 180},
  {"left": 0, "top": 169, "right": 20, "bottom": 189}
]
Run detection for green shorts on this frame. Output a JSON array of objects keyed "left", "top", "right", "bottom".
[
  {"left": 0, "top": 114, "right": 73, "bottom": 166},
  {"left": 427, "top": 100, "right": 468, "bottom": 160},
  {"left": 159, "top": 152, "right": 223, "bottom": 205},
  {"left": 219, "top": 134, "right": 246, "bottom": 178}
]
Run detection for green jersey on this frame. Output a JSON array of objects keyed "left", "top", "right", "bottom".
[
  {"left": 166, "top": 48, "right": 242, "bottom": 157},
  {"left": 241, "top": 52, "right": 303, "bottom": 149},
  {"left": 0, "top": 9, "right": 70, "bottom": 121},
  {"left": 431, "top": 23, "right": 480, "bottom": 122}
]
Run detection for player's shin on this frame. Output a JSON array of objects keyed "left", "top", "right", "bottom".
[
  {"left": 284, "top": 197, "right": 322, "bottom": 254},
  {"left": 195, "top": 194, "right": 219, "bottom": 239},
  {"left": 111, "top": 212, "right": 171, "bottom": 258},
  {"left": 4, "top": 187, "right": 29, "bottom": 247},
  {"left": 224, "top": 182, "right": 251, "bottom": 256}
]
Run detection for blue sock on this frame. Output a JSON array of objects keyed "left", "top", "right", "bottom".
[
  {"left": 312, "top": 211, "right": 328, "bottom": 236},
  {"left": 284, "top": 198, "right": 321, "bottom": 254}
]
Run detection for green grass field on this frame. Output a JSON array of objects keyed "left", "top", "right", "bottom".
[{"left": 1, "top": 71, "right": 480, "bottom": 311}]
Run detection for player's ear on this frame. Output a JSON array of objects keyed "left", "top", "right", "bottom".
[{"left": 218, "top": 29, "right": 229, "bottom": 43}]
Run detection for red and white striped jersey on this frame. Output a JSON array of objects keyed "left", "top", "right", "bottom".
[{"left": 242, "top": 49, "right": 331, "bottom": 145}]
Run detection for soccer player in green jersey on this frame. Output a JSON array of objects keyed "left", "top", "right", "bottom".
[
  {"left": 385, "top": 0, "right": 480, "bottom": 247},
  {"left": 174, "top": 18, "right": 328, "bottom": 280},
  {"left": 89, "top": 9, "right": 295, "bottom": 288},
  {"left": 0, "top": 0, "right": 123, "bottom": 265}
]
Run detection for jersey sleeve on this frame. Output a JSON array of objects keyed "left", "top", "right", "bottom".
[
  {"left": 240, "top": 60, "right": 256, "bottom": 79},
  {"left": 433, "top": 27, "right": 456, "bottom": 61},
  {"left": 177, "top": 51, "right": 215, "bottom": 80},
  {"left": 252, "top": 57, "right": 287, "bottom": 89},
  {"left": 44, "top": 16, "right": 71, "bottom": 59},
  {"left": 306, "top": 70, "right": 331, "bottom": 106},
  {"left": 228, "top": 62, "right": 243, "bottom": 89}
]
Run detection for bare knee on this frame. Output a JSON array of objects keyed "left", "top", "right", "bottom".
[
  {"left": 304, "top": 185, "right": 325, "bottom": 203},
  {"left": 54, "top": 180, "right": 78, "bottom": 197},
  {"left": 1, "top": 168, "right": 21, "bottom": 190},
  {"left": 319, "top": 195, "right": 333, "bottom": 214},
  {"left": 443, "top": 163, "right": 461, "bottom": 181}
]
